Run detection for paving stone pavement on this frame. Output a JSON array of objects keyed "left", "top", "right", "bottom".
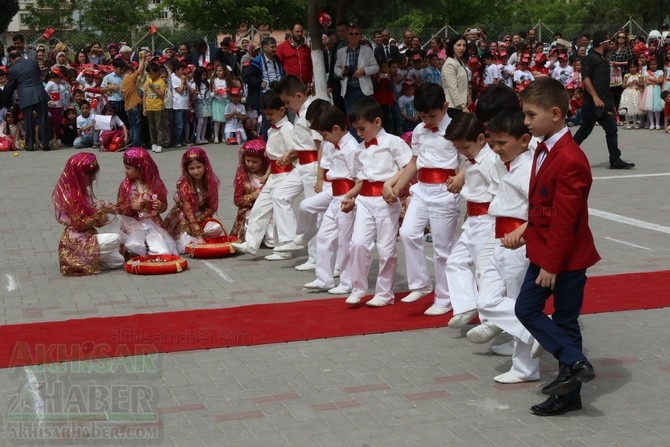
[{"left": 0, "top": 126, "right": 669, "bottom": 446}]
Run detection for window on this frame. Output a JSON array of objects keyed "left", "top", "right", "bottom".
[
  {"left": 20, "top": 13, "right": 30, "bottom": 23},
  {"left": 160, "top": 10, "right": 169, "bottom": 19},
  {"left": 151, "top": 0, "right": 162, "bottom": 4}
]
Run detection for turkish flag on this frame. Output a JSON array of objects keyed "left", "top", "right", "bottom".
[
  {"left": 42, "top": 27, "right": 55, "bottom": 40},
  {"left": 149, "top": 25, "right": 157, "bottom": 35}
]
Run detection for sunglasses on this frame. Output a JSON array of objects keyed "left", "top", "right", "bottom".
[{"left": 349, "top": 32, "right": 360, "bottom": 36}]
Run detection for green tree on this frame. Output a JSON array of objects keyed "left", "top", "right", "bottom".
[
  {"left": 165, "top": 0, "right": 304, "bottom": 34},
  {"left": 0, "top": 0, "right": 19, "bottom": 34},
  {"left": 78, "top": 0, "right": 162, "bottom": 34},
  {"left": 23, "top": 0, "right": 76, "bottom": 31}
]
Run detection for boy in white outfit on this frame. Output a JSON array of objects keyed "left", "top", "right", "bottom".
[{"left": 466, "top": 109, "right": 540, "bottom": 384}]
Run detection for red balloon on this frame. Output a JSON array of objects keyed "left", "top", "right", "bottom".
[{"left": 319, "top": 11, "right": 332, "bottom": 28}]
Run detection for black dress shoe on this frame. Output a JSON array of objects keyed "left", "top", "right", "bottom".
[
  {"left": 542, "top": 359, "right": 596, "bottom": 396},
  {"left": 531, "top": 395, "right": 582, "bottom": 416},
  {"left": 610, "top": 159, "right": 635, "bottom": 169}
]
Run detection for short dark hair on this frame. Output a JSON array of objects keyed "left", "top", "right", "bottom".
[
  {"left": 12, "top": 34, "right": 25, "bottom": 43},
  {"left": 487, "top": 109, "right": 529, "bottom": 139},
  {"left": 274, "top": 74, "right": 307, "bottom": 96},
  {"left": 661, "top": 90, "right": 670, "bottom": 100},
  {"left": 80, "top": 99, "right": 90, "bottom": 106},
  {"left": 475, "top": 84, "right": 520, "bottom": 123},
  {"left": 414, "top": 83, "right": 446, "bottom": 113},
  {"left": 259, "top": 91, "right": 285, "bottom": 111},
  {"left": 172, "top": 60, "right": 186, "bottom": 71},
  {"left": 312, "top": 105, "right": 347, "bottom": 131},
  {"left": 592, "top": 30, "right": 609, "bottom": 47},
  {"left": 519, "top": 77, "right": 569, "bottom": 117},
  {"left": 444, "top": 112, "right": 486, "bottom": 142},
  {"left": 348, "top": 97, "right": 383, "bottom": 123},
  {"left": 305, "top": 99, "right": 331, "bottom": 125},
  {"left": 146, "top": 63, "right": 161, "bottom": 73},
  {"left": 112, "top": 58, "right": 127, "bottom": 69},
  {"left": 261, "top": 37, "right": 277, "bottom": 47}
]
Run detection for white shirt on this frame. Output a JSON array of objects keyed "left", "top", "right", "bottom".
[
  {"left": 551, "top": 64, "right": 574, "bottom": 86},
  {"left": 224, "top": 103, "right": 246, "bottom": 132},
  {"left": 293, "top": 97, "right": 323, "bottom": 151},
  {"left": 265, "top": 116, "right": 298, "bottom": 161},
  {"left": 171, "top": 73, "right": 189, "bottom": 110},
  {"left": 513, "top": 69, "right": 535, "bottom": 84},
  {"left": 354, "top": 129, "right": 413, "bottom": 182},
  {"left": 460, "top": 144, "right": 506, "bottom": 203},
  {"left": 411, "top": 114, "right": 459, "bottom": 170},
  {"left": 325, "top": 133, "right": 360, "bottom": 180},
  {"left": 536, "top": 126, "right": 569, "bottom": 173},
  {"left": 483, "top": 64, "right": 502, "bottom": 85},
  {"left": 488, "top": 149, "right": 533, "bottom": 221}
]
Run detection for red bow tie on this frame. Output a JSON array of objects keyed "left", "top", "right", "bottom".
[
  {"left": 467, "top": 158, "right": 476, "bottom": 164},
  {"left": 271, "top": 124, "right": 280, "bottom": 129},
  {"left": 427, "top": 126, "right": 440, "bottom": 133},
  {"left": 334, "top": 143, "right": 340, "bottom": 150},
  {"left": 364, "top": 138, "right": 378, "bottom": 148},
  {"left": 504, "top": 161, "right": 511, "bottom": 171}
]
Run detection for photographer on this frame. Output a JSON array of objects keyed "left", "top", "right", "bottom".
[{"left": 243, "top": 36, "right": 285, "bottom": 139}]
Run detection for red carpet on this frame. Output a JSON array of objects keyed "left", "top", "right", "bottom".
[{"left": 1, "top": 270, "right": 668, "bottom": 368}]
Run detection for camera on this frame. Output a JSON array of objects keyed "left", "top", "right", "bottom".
[{"left": 269, "top": 80, "right": 278, "bottom": 89}]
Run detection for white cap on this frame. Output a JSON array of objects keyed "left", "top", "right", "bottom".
[
  {"left": 120, "top": 45, "right": 132, "bottom": 53},
  {"left": 648, "top": 30, "right": 661, "bottom": 41}
]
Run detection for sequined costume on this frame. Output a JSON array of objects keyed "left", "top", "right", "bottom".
[{"left": 231, "top": 139, "right": 270, "bottom": 241}]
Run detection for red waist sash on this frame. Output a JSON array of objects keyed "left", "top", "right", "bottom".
[
  {"left": 495, "top": 216, "right": 526, "bottom": 238},
  {"left": 270, "top": 160, "right": 293, "bottom": 174},
  {"left": 418, "top": 168, "right": 456, "bottom": 183},
  {"left": 297, "top": 150, "right": 318, "bottom": 164},
  {"left": 467, "top": 201, "right": 490, "bottom": 216},
  {"left": 331, "top": 179, "right": 356, "bottom": 196},
  {"left": 359, "top": 180, "right": 385, "bottom": 197}
]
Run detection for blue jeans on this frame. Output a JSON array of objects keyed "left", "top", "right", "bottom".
[
  {"left": 127, "top": 105, "right": 142, "bottom": 147},
  {"left": 173, "top": 109, "right": 187, "bottom": 145},
  {"left": 343, "top": 86, "right": 368, "bottom": 141},
  {"left": 73, "top": 134, "right": 94, "bottom": 148}
]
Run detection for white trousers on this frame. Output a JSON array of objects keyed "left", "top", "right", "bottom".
[
  {"left": 399, "top": 182, "right": 460, "bottom": 307},
  {"left": 294, "top": 161, "right": 318, "bottom": 263},
  {"left": 349, "top": 196, "right": 400, "bottom": 301},
  {"left": 315, "top": 196, "right": 355, "bottom": 289},
  {"left": 97, "top": 233, "right": 125, "bottom": 270},
  {"left": 476, "top": 241, "right": 539, "bottom": 380},
  {"left": 175, "top": 220, "right": 224, "bottom": 253},
  {"left": 296, "top": 184, "right": 332, "bottom": 242},
  {"left": 245, "top": 172, "right": 296, "bottom": 253},
  {"left": 445, "top": 214, "right": 495, "bottom": 314}
]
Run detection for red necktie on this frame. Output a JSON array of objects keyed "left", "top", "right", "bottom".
[
  {"left": 467, "top": 158, "right": 476, "bottom": 164},
  {"left": 504, "top": 161, "right": 511, "bottom": 171},
  {"left": 364, "top": 138, "right": 378, "bottom": 148}
]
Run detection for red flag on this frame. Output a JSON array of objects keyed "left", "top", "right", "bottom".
[
  {"left": 148, "top": 25, "right": 157, "bottom": 35},
  {"left": 318, "top": 11, "right": 332, "bottom": 28},
  {"left": 42, "top": 27, "right": 55, "bottom": 40}
]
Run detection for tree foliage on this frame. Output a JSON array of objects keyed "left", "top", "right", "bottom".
[
  {"left": 78, "top": 0, "right": 162, "bottom": 34},
  {"left": 164, "top": 0, "right": 304, "bottom": 34},
  {"left": 23, "top": 0, "right": 76, "bottom": 31},
  {"left": 0, "top": 0, "right": 19, "bottom": 34}
]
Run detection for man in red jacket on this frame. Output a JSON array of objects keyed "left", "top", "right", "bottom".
[
  {"left": 276, "top": 24, "right": 313, "bottom": 87},
  {"left": 516, "top": 77, "right": 601, "bottom": 417}
]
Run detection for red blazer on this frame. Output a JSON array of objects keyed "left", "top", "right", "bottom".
[{"left": 524, "top": 131, "right": 601, "bottom": 273}]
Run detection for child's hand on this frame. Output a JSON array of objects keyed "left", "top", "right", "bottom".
[
  {"left": 340, "top": 196, "right": 355, "bottom": 213},
  {"left": 535, "top": 268, "right": 557, "bottom": 290},
  {"left": 132, "top": 198, "right": 145, "bottom": 211},
  {"left": 382, "top": 182, "right": 397, "bottom": 203},
  {"left": 151, "top": 197, "right": 161, "bottom": 211},
  {"left": 195, "top": 236, "right": 206, "bottom": 245},
  {"left": 251, "top": 190, "right": 260, "bottom": 200}
]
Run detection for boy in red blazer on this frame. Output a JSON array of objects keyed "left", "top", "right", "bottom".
[{"left": 516, "top": 77, "right": 601, "bottom": 416}]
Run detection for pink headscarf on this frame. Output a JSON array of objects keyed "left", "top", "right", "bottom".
[
  {"left": 119, "top": 147, "right": 168, "bottom": 204},
  {"left": 175, "top": 146, "right": 220, "bottom": 213},
  {"left": 52, "top": 152, "right": 100, "bottom": 226},
  {"left": 233, "top": 139, "right": 268, "bottom": 192}
]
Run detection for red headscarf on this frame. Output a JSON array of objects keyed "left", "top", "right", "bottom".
[
  {"left": 52, "top": 152, "right": 100, "bottom": 225},
  {"left": 118, "top": 147, "right": 168, "bottom": 205},
  {"left": 234, "top": 139, "right": 268, "bottom": 191},
  {"left": 175, "top": 146, "right": 220, "bottom": 213}
]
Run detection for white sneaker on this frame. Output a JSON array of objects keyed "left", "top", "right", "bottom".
[
  {"left": 154, "top": 145, "right": 163, "bottom": 153},
  {"left": 490, "top": 341, "right": 514, "bottom": 356},
  {"left": 345, "top": 294, "right": 363, "bottom": 305},
  {"left": 447, "top": 309, "right": 478, "bottom": 328},
  {"left": 303, "top": 280, "right": 334, "bottom": 290},
  {"left": 328, "top": 284, "right": 351, "bottom": 295},
  {"left": 151, "top": 144, "right": 157, "bottom": 152},
  {"left": 466, "top": 321, "right": 503, "bottom": 344},
  {"left": 265, "top": 253, "right": 292, "bottom": 261},
  {"left": 273, "top": 241, "right": 305, "bottom": 252},
  {"left": 366, "top": 296, "right": 393, "bottom": 307},
  {"left": 231, "top": 242, "right": 257, "bottom": 255},
  {"left": 400, "top": 288, "right": 433, "bottom": 303},
  {"left": 531, "top": 339, "right": 545, "bottom": 358},
  {"left": 213, "top": 139, "right": 220, "bottom": 144},
  {"left": 494, "top": 370, "right": 539, "bottom": 384},
  {"left": 294, "top": 261, "right": 316, "bottom": 271},
  {"left": 423, "top": 303, "right": 452, "bottom": 316}
]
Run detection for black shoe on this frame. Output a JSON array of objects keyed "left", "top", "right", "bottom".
[
  {"left": 610, "top": 159, "right": 635, "bottom": 169},
  {"left": 542, "top": 359, "right": 596, "bottom": 396},
  {"left": 531, "top": 395, "right": 582, "bottom": 416}
]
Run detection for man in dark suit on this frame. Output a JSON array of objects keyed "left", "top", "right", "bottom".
[
  {"left": 4, "top": 50, "right": 51, "bottom": 151},
  {"left": 374, "top": 29, "right": 401, "bottom": 63},
  {"left": 516, "top": 78, "right": 601, "bottom": 416},
  {"left": 12, "top": 34, "right": 37, "bottom": 61},
  {"left": 190, "top": 38, "right": 221, "bottom": 68}
]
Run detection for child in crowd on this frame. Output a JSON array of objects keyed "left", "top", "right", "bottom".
[
  {"left": 481, "top": 51, "right": 502, "bottom": 86},
  {"left": 61, "top": 106, "right": 78, "bottom": 147},
  {"left": 231, "top": 92, "right": 299, "bottom": 257},
  {"left": 74, "top": 100, "right": 95, "bottom": 148},
  {"left": 231, "top": 139, "right": 272, "bottom": 243},
  {"left": 397, "top": 80, "right": 419, "bottom": 132},
  {"left": 466, "top": 109, "right": 539, "bottom": 385},
  {"left": 160, "top": 65, "right": 174, "bottom": 149},
  {"left": 143, "top": 63, "right": 167, "bottom": 153},
  {"left": 70, "top": 89, "right": 85, "bottom": 115},
  {"left": 2, "top": 109, "right": 25, "bottom": 149},
  {"left": 171, "top": 60, "right": 190, "bottom": 147},
  {"left": 115, "top": 147, "right": 177, "bottom": 256},
  {"left": 46, "top": 68, "right": 67, "bottom": 141},
  {"left": 620, "top": 61, "right": 643, "bottom": 129},
  {"left": 211, "top": 63, "right": 235, "bottom": 143},
  {"left": 641, "top": 56, "right": 664, "bottom": 130},
  {"left": 394, "top": 83, "right": 460, "bottom": 316},
  {"left": 193, "top": 67, "right": 212, "bottom": 145},
  {"left": 551, "top": 54, "right": 574, "bottom": 87},
  {"left": 516, "top": 77, "right": 600, "bottom": 416},
  {"left": 164, "top": 147, "right": 223, "bottom": 253},
  {"left": 224, "top": 88, "right": 247, "bottom": 144},
  {"left": 566, "top": 87, "right": 584, "bottom": 127},
  {"left": 52, "top": 152, "right": 124, "bottom": 276},
  {"left": 97, "top": 104, "right": 128, "bottom": 151},
  {"left": 341, "top": 97, "right": 412, "bottom": 307},
  {"left": 513, "top": 56, "right": 534, "bottom": 91}
]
